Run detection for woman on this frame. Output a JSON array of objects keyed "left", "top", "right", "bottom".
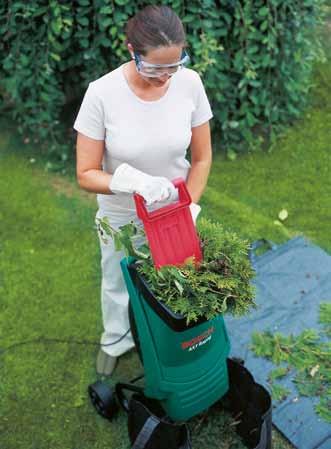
[{"left": 74, "top": 5, "right": 213, "bottom": 376}]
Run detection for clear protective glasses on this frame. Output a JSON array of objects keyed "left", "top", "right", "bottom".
[{"left": 133, "top": 49, "right": 190, "bottom": 78}]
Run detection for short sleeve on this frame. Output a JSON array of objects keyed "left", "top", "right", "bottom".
[
  {"left": 191, "top": 75, "right": 213, "bottom": 128},
  {"left": 73, "top": 83, "right": 105, "bottom": 140}
]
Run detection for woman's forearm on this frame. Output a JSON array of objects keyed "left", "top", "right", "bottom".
[
  {"left": 186, "top": 159, "right": 212, "bottom": 204},
  {"left": 77, "top": 169, "right": 113, "bottom": 194}
]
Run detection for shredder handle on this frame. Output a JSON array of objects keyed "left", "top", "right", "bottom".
[{"left": 134, "top": 177, "right": 191, "bottom": 222}]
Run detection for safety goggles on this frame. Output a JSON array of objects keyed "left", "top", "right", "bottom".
[{"left": 133, "top": 49, "right": 190, "bottom": 78}]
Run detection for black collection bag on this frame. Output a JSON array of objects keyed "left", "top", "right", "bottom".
[
  {"left": 220, "top": 358, "right": 272, "bottom": 449},
  {"left": 116, "top": 358, "right": 272, "bottom": 449},
  {"left": 116, "top": 383, "right": 191, "bottom": 449},
  {"left": 128, "top": 394, "right": 191, "bottom": 449}
]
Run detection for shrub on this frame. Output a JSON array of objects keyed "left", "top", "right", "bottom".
[{"left": 0, "top": 0, "right": 326, "bottom": 165}]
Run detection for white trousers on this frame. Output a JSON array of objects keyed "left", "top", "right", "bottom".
[{"left": 95, "top": 208, "right": 145, "bottom": 357}]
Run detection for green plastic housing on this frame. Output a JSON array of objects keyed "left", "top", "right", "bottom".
[{"left": 121, "top": 257, "right": 230, "bottom": 421}]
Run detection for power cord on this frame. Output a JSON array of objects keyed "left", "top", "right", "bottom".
[
  {"left": 100, "top": 328, "right": 131, "bottom": 346},
  {"left": 0, "top": 329, "right": 131, "bottom": 355}
]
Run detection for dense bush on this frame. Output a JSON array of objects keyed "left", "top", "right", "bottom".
[{"left": 0, "top": 0, "right": 326, "bottom": 166}]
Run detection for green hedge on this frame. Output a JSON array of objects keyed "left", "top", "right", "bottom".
[{"left": 0, "top": 0, "right": 326, "bottom": 166}]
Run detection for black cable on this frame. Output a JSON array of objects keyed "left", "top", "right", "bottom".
[
  {"left": 0, "top": 329, "right": 132, "bottom": 355},
  {"left": 130, "top": 374, "right": 145, "bottom": 383},
  {"left": 100, "top": 328, "right": 131, "bottom": 346}
]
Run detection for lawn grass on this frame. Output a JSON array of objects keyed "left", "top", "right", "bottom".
[
  {"left": 1, "top": 10, "right": 331, "bottom": 449},
  {"left": 201, "top": 103, "right": 331, "bottom": 253}
]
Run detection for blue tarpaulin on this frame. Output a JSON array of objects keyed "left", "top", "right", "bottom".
[{"left": 225, "top": 236, "right": 331, "bottom": 449}]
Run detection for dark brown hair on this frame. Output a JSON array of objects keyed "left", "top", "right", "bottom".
[{"left": 125, "top": 5, "right": 187, "bottom": 55}]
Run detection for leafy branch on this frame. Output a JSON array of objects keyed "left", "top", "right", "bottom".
[
  {"left": 98, "top": 216, "right": 256, "bottom": 325},
  {"left": 250, "top": 303, "right": 331, "bottom": 423}
]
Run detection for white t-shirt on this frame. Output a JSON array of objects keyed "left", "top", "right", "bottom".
[{"left": 73, "top": 63, "right": 213, "bottom": 212}]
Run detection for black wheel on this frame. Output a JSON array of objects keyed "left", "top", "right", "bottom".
[
  {"left": 88, "top": 381, "right": 119, "bottom": 420},
  {"left": 128, "top": 301, "right": 143, "bottom": 364}
]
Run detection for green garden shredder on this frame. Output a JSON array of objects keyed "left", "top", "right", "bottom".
[{"left": 89, "top": 178, "right": 230, "bottom": 422}]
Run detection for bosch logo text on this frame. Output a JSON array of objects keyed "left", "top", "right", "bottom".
[{"left": 181, "top": 326, "right": 215, "bottom": 352}]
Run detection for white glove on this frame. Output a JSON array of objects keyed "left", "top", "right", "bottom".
[
  {"left": 109, "top": 163, "right": 177, "bottom": 206},
  {"left": 189, "top": 203, "right": 201, "bottom": 224}
]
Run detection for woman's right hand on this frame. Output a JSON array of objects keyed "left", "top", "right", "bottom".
[{"left": 109, "top": 163, "right": 178, "bottom": 206}]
